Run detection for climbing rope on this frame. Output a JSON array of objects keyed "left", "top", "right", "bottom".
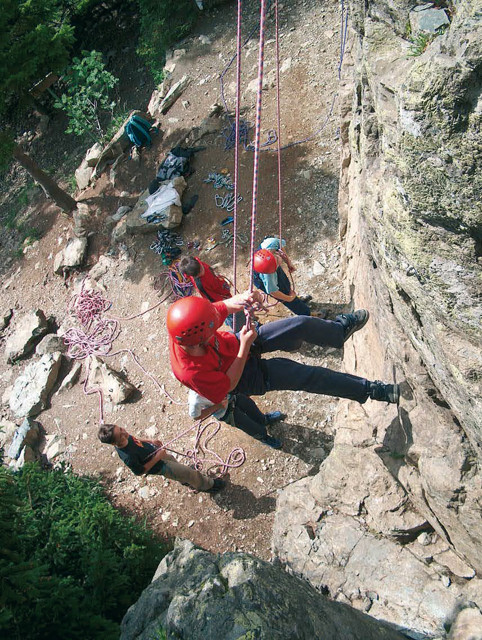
[
  {"left": 274, "top": 0, "right": 283, "bottom": 247},
  {"left": 248, "top": 0, "right": 268, "bottom": 293},
  {"left": 63, "top": 278, "right": 245, "bottom": 476}
]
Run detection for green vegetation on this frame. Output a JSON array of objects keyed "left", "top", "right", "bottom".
[
  {"left": 54, "top": 50, "right": 119, "bottom": 140},
  {"left": 408, "top": 31, "right": 434, "bottom": 56},
  {"left": 137, "top": 0, "right": 198, "bottom": 84},
  {"left": 0, "top": 463, "right": 169, "bottom": 640}
]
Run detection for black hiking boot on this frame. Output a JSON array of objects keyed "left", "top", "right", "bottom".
[
  {"left": 368, "top": 381, "right": 400, "bottom": 405},
  {"left": 207, "top": 478, "right": 226, "bottom": 493},
  {"left": 336, "top": 309, "right": 370, "bottom": 342},
  {"left": 260, "top": 435, "right": 283, "bottom": 449}
]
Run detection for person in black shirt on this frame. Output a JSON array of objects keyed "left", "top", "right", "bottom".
[{"left": 98, "top": 424, "right": 224, "bottom": 492}]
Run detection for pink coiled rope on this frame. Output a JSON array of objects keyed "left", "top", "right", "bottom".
[{"left": 63, "top": 276, "right": 246, "bottom": 477}]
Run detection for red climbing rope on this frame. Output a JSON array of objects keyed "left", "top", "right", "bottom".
[
  {"left": 248, "top": 0, "right": 268, "bottom": 292},
  {"left": 232, "top": 0, "right": 243, "bottom": 325},
  {"left": 274, "top": 0, "right": 283, "bottom": 244}
]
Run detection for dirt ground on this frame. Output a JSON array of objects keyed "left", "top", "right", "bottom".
[{"left": 0, "top": 0, "right": 352, "bottom": 560}]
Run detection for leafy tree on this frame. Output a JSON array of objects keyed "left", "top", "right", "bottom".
[
  {"left": 0, "top": 463, "right": 168, "bottom": 640},
  {"left": 0, "top": 0, "right": 75, "bottom": 115},
  {"left": 137, "top": 0, "right": 199, "bottom": 83},
  {"left": 54, "top": 50, "right": 119, "bottom": 141}
]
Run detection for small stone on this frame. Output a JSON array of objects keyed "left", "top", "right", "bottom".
[
  {"left": 139, "top": 486, "right": 150, "bottom": 500},
  {"left": 188, "top": 520, "right": 195, "bottom": 528},
  {"left": 441, "top": 575, "right": 451, "bottom": 588},
  {"left": 417, "top": 532, "right": 432, "bottom": 546}
]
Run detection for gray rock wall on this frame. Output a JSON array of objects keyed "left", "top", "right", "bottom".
[
  {"left": 273, "top": 1, "right": 482, "bottom": 638},
  {"left": 121, "top": 539, "right": 407, "bottom": 640}
]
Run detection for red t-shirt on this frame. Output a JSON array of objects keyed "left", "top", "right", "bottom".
[
  {"left": 169, "top": 301, "right": 239, "bottom": 403},
  {"left": 190, "top": 258, "right": 231, "bottom": 302}
]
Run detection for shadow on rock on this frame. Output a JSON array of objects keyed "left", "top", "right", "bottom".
[{"left": 214, "top": 481, "right": 277, "bottom": 520}]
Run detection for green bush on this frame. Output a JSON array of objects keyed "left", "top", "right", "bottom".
[
  {"left": 0, "top": 463, "right": 169, "bottom": 640},
  {"left": 54, "top": 50, "right": 119, "bottom": 140},
  {"left": 137, "top": 0, "right": 199, "bottom": 83}
]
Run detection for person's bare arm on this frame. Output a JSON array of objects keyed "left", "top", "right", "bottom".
[
  {"left": 226, "top": 325, "right": 257, "bottom": 391},
  {"left": 198, "top": 397, "right": 229, "bottom": 421},
  {"left": 222, "top": 290, "right": 263, "bottom": 314}
]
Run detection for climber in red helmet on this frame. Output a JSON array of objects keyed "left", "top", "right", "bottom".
[
  {"left": 167, "top": 291, "right": 400, "bottom": 410},
  {"left": 253, "top": 238, "right": 315, "bottom": 316}
]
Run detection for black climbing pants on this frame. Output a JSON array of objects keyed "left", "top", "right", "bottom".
[{"left": 234, "top": 315, "right": 369, "bottom": 403}]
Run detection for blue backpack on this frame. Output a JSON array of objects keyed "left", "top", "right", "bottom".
[{"left": 125, "top": 115, "right": 155, "bottom": 148}]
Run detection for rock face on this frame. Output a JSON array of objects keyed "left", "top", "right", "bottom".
[
  {"left": 9, "top": 353, "right": 62, "bottom": 417},
  {"left": 273, "top": 1, "right": 482, "bottom": 638},
  {"left": 87, "top": 356, "right": 136, "bottom": 406},
  {"left": 5, "top": 309, "right": 49, "bottom": 363},
  {"left": 54, "top": 237, "right": 88, "bottom": 274},
  {"left": 121, "top": 539, "right": 406, "bottom": 640}
]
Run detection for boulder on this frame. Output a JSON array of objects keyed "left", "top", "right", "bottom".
[
  {"left": 75, "top": 158, "right": 93, "bottom": 191},
  {"left": 0, "top": 308, "right": 13, "bottom": 332},
  {"left": 0, "top": 419, "right": 18, "bottom": 453},
  {"left": 87, "top": 356, "right": 136, "bottom": 405},
  {"left": 126, "top": 177, "right": 186, "bottom": 234},
  {"left": 72, "top": 203, "right": 92, "bottom": 238},
  {"left": 54, "top": 237, "right": 88, "bottom": 275},
  {"left": 5, "top": 309, "right": 49, "bottom": 363},
  {"left": 85, "top": 142, "right": 103, "bottom": 167},
  {"left": 273, "top": 478, "right": 482, "bottom": 640},
  {"left": 9, "top": 353, "right": 62, "bottom": 417},
  {"left": 56, "top": 361, "right": 82, "bottom": 394},
  {"left": 409, "top": 6, "right": 450, "bottom": 35},
  {"left": 44, "top": 433, "right": 66, "bottom": 462},
  {"left": 160, "top": 75, "right": 191, "bottom": 114},
  {"left": 88, "top": 255, "right": 116, "bottom": 281},
  {"left": 121, "top": 539, "right": 406, "bottom": 640},
  {"left": 7, "top": 417, "right": 41, "bottom": 459},
  {"left": 112, "top": 205, "right": 131, "bottom": 222},
  {"left": 35, "top": 334, "right": 67, "bottom": 356}
]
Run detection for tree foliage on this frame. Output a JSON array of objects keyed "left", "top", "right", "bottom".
[
  {"left": 54, "top": 50, "right": 119, "bottom": 140},
  {"left": 137, "top": 0, "right": 199, "bottom": 83},
  {"left": 0, "top": 0, "right": 76, "bottom": 115},
  {"left": 0, "top": 463, "right": 168, "bottom": 640}
]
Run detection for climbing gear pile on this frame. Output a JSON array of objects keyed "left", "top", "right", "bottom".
[{"left": 150, "top": 229, "right": 184, "bottom": 264}]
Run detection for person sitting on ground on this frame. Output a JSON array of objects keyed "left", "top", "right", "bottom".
[
  {"left": 178, "top": 255, "right": 245, "bottom": 331},
  {"left": 253, "top": 237, "right": 312, "bottom": 316},
  {"left": 167, "top": 291, "right": 400, "bottom": 409},
  {"left": 188, "top": 389, "right": 284, "bottom": 449},
  {"left": 97, "top": 423, "right": 225, "bottom": 492}
]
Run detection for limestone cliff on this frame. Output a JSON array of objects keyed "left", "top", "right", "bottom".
[{"left": 273, "top": 1, "right": 482, "bottom": 638}]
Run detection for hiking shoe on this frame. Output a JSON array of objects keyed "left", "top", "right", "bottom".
[
  {"left": 264, "top": 411, "right": 286, "bottom": 425},
  {"left": 368, "top": 381, "right": 400, "bottom": 404},
  {"left": 260, "top": 435, "right": 283, "bottom": 449},
  {"left": 336, "top": 309, "right": 370, "bottom": 341},
  {"left": 299, "top": 294, "right": 313, "bottom": 303},
  {"left": 207, "top": 478, "right": 226, "bottom": 493}
]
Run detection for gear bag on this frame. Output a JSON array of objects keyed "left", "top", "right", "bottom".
[{"left": 125, "top": 115, "right": 155, "bottom": 148}]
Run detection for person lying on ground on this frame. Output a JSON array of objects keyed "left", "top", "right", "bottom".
[
  {"left": 253, "top": 237, "right": 313, "bottom": 316},
  {"left": 178, "top": 255, "right": 245, "bottom": 331},
  {"left": 97, "top": 423, "right": 225, "bottom": 492},
  {"left": 188, "top": 389, "right": 284, "bottom": 449},
  {"left": 167, "top": 292, "right": 400, "bottom": 407}
]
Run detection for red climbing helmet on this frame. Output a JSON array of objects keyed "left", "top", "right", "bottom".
[
  {"left": 166, "top": 296, "right": 221, "bottom": 346},
  {"left": 253, "top": 249, "right": 277, "bottom": 274}
]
